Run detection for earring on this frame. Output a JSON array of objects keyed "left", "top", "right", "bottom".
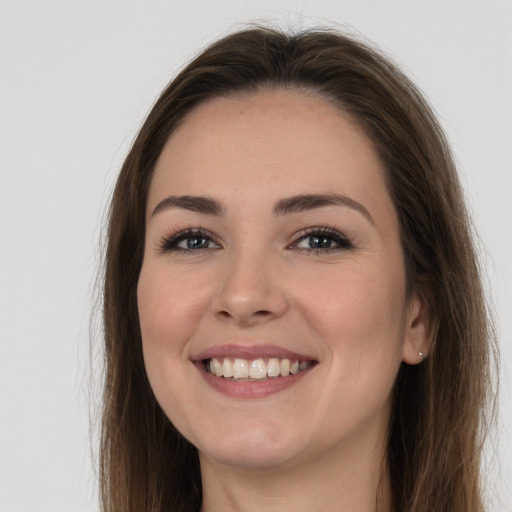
[{"left": 419, "top": 352, "right": 424, "bottom": 361}]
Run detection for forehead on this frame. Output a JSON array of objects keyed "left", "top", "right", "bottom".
[{"left": 149, "top": 89, "right": 389, "bottom": 214}]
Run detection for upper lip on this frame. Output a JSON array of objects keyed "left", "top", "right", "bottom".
[{"left": 191, "top": 344, "right": 317, "bottom": 362}]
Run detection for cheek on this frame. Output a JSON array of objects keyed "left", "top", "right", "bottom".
[
  {"left": 294, "top": 261, "right": 407, "bottom": 368},
  {"left": 136, "top": 263, "right": 216, "bottom": 429},
  {"left": 136, "top": 262, "right": 215, "bottom": 387},
  {"left": 138, "top": 263, "right": 207, "bottom": 345},
  {"left": 297, "top": 264, "right": 407, "bottom": 430}
]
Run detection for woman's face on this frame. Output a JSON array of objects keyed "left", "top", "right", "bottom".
[{"left": 137, "top": 89, "right": 426, "bottom": 471}]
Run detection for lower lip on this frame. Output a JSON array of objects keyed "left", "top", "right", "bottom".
[{"left": 195, "top": 362, "right": 314, "bottom": 398}]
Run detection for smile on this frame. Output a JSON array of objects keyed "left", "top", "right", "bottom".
[
  {"left": 205, "top": 357, "right": 314, "bottom": 380},
  {"left": 192, "top": 345, "right": 318, "bottom": 398}
]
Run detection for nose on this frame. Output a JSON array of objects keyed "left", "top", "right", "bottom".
[{"left": 212, "top": 249, "right": 289, "bottom": 327}]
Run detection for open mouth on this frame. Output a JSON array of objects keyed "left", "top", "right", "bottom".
[{"left": 204, "top": 357, "right": 315, "bottom": 381}]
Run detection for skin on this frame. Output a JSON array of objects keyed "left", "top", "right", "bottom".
[{"left": 137, "top": 89, "right": 430, "bottom": 512}]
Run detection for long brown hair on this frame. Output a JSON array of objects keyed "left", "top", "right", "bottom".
[{"left": 100, "top": 27, "right": 496, "bottom": 511}]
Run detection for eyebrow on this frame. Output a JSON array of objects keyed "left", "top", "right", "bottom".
[
  {"left": 151, "top": 193, "right": 373, "bottom": 224},
  {"left": 274, "top": 194, "right": 374, "bottom": 224},
  {"left": 152, "top": 195, "right": 224, "bottom": 217}
]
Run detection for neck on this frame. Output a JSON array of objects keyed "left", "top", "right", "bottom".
[{"left": 199, "top": 430, "right": 392, "bottom": 512}]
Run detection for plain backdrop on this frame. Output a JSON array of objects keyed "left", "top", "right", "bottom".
[{"left": 0, "top": 1, "right": 511, "bottom": 511}]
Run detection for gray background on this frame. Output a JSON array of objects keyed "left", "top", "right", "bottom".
[{"left": 1, "top": 1, "right": 510, "bottom": 511}]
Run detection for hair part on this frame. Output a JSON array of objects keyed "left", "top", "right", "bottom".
[{"left": 100, "top": 26, "right": 496, "bottom": 512}]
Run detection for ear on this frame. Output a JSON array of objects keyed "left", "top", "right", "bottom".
[{"left": 402, "top": 291, "right": 432, "bottom": 365}]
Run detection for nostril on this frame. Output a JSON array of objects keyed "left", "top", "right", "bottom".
[
  {"left": 215, "top": 308, "right": 273, "bottom": 325},
  {"left": 213, "top": 283, "right": 288, "bottom": 325}
]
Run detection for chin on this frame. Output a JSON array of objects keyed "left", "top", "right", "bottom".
[{"left": 194, "top": 422, "right": 306, "bottom": 470}]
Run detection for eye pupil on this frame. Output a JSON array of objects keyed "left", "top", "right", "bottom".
[
  {"left": 187, "top": 237, "right": 209, "bottom": 249},
  {"left": 309, "top": 236, "right": 332, "bottom": 249}
]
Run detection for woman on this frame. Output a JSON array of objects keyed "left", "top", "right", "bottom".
[{"left": 100, "top": 27, "right": 495, "bottom": 511}]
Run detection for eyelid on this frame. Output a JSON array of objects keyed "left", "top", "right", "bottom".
[
  {"left": 156, "top": 225, "right": 353, "bottom": 253},
  {"left": 290, "top": 226, "right": 354, "bottom": 251},
  {"left": 157, "top": 227, "right": 221, "bottom": 253}
]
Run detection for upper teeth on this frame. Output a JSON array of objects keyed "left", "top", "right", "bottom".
[{"left": 207, "top": 357, "right": 312, "bottom": 380}]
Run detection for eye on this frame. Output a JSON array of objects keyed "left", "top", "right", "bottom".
[
  {"left": 293, "top": 227, "right": 353, "bottom": 252},
  {"left": 159, "top": 228, "right": 221, "bottom": 253}
]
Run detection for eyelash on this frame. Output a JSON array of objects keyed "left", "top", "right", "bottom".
[
  {"left": 158, "top": 228, "right": 220, "bottom": 253},
  {"left": 292, "top": 226, "right": 354, "bottom": 253},
  {"left": 157, "top": 226, "right": 354, "bottom": 254}
]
